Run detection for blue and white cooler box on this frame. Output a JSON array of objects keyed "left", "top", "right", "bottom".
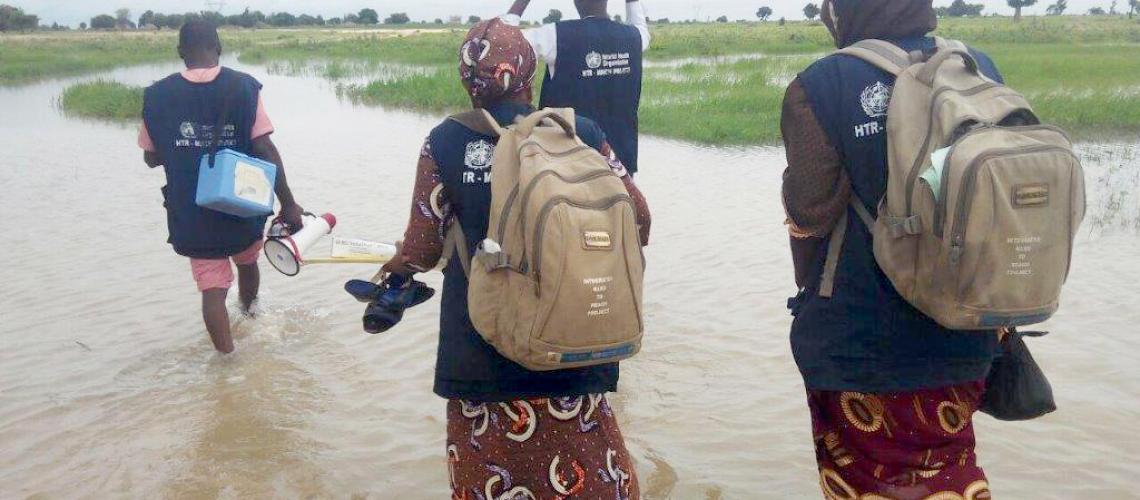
[{"left": 196, "top": 149, "right": 278, "bottom": 217}]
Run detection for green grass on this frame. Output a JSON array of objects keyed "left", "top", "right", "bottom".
[
  {"left": 58, "top": 80, "right": 144, "bottom": 121},
  {"left": 11, "top": 16, "right": 1140, "bottom": 143},
  {"left": 235, "top": 30, "right": 462, "bottom": 66},
  {"left": 0, "top": 32, "right": 174, "bottom": 84},
  {"left": 328, "top": 18, "right": 1140, "bottom": 144},
  {"left": 977, "top": 44, "right": 1140, "bottom": 139}
]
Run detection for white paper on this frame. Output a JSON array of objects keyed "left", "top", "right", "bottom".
[
  {"left": 331, "top": 237, "right": 397, "bottom": 258},
  {"left": 921, "top": 147, "right": 952, "bottom": 203},
  {"left": 233, "top": 161, "right": 273, "bottom": 207}
]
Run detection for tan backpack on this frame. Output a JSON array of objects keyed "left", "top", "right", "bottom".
[
  {"left": 820, "top": 38, "right": 1086, "bottom": 330},
  {"left": 445, "top": 108, "right": 645, "bottom": 371}
]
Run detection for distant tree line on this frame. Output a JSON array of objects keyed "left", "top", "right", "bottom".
[
  {"left": 0, "top": 4, "right": 39, "bottom": 31},
  {"left": 9, "top": 2, "right": 1140, "bottom": 33},
  {"left": 67, "top": 7, "right": 505, "bottom": 31},
  {"left": 936, "top": 0, "right": 986, "bottom": 17}
]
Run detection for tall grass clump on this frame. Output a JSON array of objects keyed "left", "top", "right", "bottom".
[
  {"left": 339, "top": 69, "right": 468, "bottom": 112},
  {"left": 59, "top": 80, "right": 143, "bottom": 121}
]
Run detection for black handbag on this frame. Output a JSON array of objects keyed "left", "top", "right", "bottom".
[{"left": 980, "top": 330, "right": 1057, "bottom": 421}]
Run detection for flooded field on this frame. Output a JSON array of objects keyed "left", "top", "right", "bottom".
[{"left": 1, "top": 58, "right": 1139, "bottom": 499}]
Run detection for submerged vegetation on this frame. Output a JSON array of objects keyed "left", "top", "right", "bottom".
[
  {"left": 30, "top": 15, "right": 1140, "bottom": 143},
  {"left": 58, "top": 80, "right": 143, "bottom": 121}
]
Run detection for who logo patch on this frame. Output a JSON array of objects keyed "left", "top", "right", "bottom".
[
  {"left": 860, "top": 81, "right": 892, "bottom": 118},
  {"left": 585, "top": 51, "right": 603, "bottom": 70},
  {"left": 464, "top": 140, "right": 494, "bottom": 170}
]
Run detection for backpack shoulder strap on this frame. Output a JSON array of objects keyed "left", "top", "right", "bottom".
[
  {"left": 819, "top": 199, "right": 878, "bottom": 298},
  {"left": 818, "top": 211, "right": 849, "bottom": 298},
  {"left": 448, "top": 109, "right": 503, "bottom": 137},
  {"left": 934, "top": 36, "right": 969, "bottom": 52},
  {"left": 515, "top": 108, "right": 577, "bottom": 138},
  {"left": 835, "top": 39, "right": 911, "bottom": 76},
  {"left": 440, "top": 222, "right": 471, "bottom": 277}
]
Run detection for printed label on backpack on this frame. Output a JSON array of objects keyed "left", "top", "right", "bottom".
[
  {"left": 1013, "top": 183, "right": 1050, "bottom": 208},
  {"left": 1006, "top": 235, "right": 1042, "bottom": 277},
  {"left": 584, "top": 275, "right": 613, "bottom": 317},
  {"left": 582, "top": 230, "right": 613, "bottom": 250}
]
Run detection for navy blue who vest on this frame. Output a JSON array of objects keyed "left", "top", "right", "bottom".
[
  {"left": 540, "top": 18, "right": 643, "bottom": 174},
  {"left": 428, "top": 102, "right": 616, "bottom": 402},
  {"left": 142, "top": 67, "right": 264, "bottom": 259},
  {"left": 791, "top": 38, "right": 1004, "bottom": 393}
]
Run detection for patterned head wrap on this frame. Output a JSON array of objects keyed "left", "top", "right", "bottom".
[{"left": 459, "top": 18, "right": 538, "bottom": 107}]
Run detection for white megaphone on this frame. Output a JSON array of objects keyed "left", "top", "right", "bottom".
[{"left": 264, "top": 213, "right": 337, "bottom": 276}]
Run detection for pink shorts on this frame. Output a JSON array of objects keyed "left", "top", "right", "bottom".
[{"left": 190, "top": 240, "right": 263, "bottom": 292}]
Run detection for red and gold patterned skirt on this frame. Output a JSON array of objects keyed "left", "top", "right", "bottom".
[
  {"left": 808, "top": 381, "right": 991, "bottom": 500},
  {"left": 446, "top": 394, "right": 639, "bottom": 500}
]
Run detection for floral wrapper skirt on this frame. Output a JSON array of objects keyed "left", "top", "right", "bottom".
[
  {"left": 446, "top": 394, "right": 639, "bottom": 500},
  {"left": 808, "top": 381, "right": 992, "bottom": 500}
]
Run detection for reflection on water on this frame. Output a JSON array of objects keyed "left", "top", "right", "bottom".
[
  {"left": 0, "top": 57, "right": 1138, "bottom": 499},
  {"left": 1081, "top": 144, "right": 1140, "bottom": 234}
]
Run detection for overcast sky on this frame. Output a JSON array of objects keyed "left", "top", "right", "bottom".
[{"left": 10, "top": 0, "right": 1119, "bottom": 28}]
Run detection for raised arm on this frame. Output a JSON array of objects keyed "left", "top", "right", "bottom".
[
  {"left": 500, "top": 1, "right": 557, "bottom": 65},
  {"left": 508, "top": 0, "right": 531, "bottom": 16},
  {"left": 625, "top": 0, "right": 651, "bottom": 51}
]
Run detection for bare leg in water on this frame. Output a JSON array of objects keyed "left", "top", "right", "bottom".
[
  {"left": 237, "top": 262, "right": 259, "bottom": 315},
  {"left": 202, "top": 288, "right": 234, "bottom": 353}
]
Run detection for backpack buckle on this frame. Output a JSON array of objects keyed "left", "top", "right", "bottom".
[
  {"left": 885, "top": 215, "right": 923, "bottom": 238},
  {"left": 902, "top": 216, "right": 923, "bottom": 235}
]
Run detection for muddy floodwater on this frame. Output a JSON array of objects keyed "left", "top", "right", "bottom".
[{"left": 1, "top": 58, "right": 1138, "bottom": 499}]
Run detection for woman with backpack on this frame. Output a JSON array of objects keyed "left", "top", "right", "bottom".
[
  {"left": 380, "top": 19, "right": 650, "bottom": 498},
  {"left": 781, "top": 0, "right": 1018, "bottom": 498}
]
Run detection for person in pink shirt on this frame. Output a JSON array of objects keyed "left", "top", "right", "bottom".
[{"left": 140, "top": 21, "right": 304, "bottom": 353}]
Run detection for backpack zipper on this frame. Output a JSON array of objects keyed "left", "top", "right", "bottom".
[
  {"left": 519, "top": 141, "right": 592, "bottom": 157},
  {"left": 904, "top": 82, "right": 1002, "bottom": 216},
  {"left": 511, "top": 170, "right": 618, "bottom": 274},
  {"left": 934, "top": 124, "right": 1070, "bottom": 236},
  {"left": 494, "top": 150, "right": 611, "bottom": 253},
  {"left": 496, "top": 145, "right": 601, "bottom": 247},
  {"left": 531, "top": 194, "right": 634, "bottom": 296},
  {"left": 947, "top": 144, "right": 1078, "bottom": 267}
]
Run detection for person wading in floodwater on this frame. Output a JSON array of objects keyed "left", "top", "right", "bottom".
[
  {"left": 781, "top": 1, "right": 1005, "bottom": 497},
  {"left": 379, "top": 19, "right": 650, "bottom": 498},
  {"left": 139, "top": 20, "right": 304, "bottom": 354},
  {"left": 501, "top": 0, "right": 650, "bottom": 175}
]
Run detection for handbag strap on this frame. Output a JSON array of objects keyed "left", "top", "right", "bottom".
[{"left": 206, "top": 69, "right": 240, "bottom": 168}]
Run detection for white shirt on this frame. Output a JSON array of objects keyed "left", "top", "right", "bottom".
[{"left": 500, "top": 2, "right": 650, "bottom": 77}]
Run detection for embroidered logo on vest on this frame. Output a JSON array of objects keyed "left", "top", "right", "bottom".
[
  {"left": 860, "top": 81, "right": 892, "bottom": 118},
  {"left": 585, "top": 51, "right": 603, "bottom": 70},
  {"left": 464, "top": 140, "right": 493, "bottom": 170},
  {"left": 180, "top": 121, "right": 197, "bottom": 139}
]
